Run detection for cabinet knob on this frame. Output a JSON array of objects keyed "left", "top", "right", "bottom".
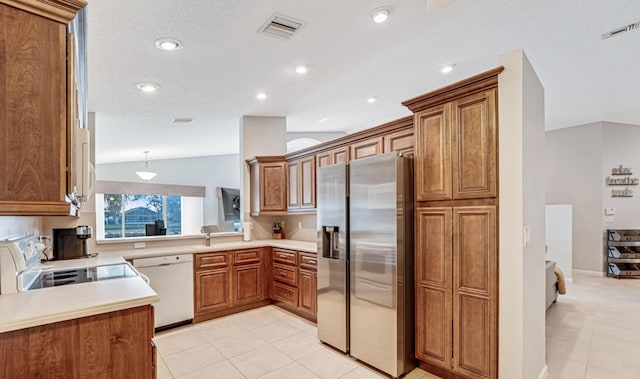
[
  {"left": 308, "top": 260, "right": 316, "bottom": 264},
  {"left": 281, "top": 273, "right": 287, "bottom": 276}
]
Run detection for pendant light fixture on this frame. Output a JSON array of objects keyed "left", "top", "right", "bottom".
[{"left": 136, "top": 151, "right": 157, "bottom": 180}]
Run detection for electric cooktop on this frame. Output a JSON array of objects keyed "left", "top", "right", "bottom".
[{"left": 29, "top": 264, "right": 138, "bottom": 290}]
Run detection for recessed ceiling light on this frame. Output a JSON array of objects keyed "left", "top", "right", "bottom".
[
  {"left": 317, "top": 117, "right": 329, "bottom": 123},
  {"left": 136, "top": 82, "right": 160, "bottom": 93},
  {"left": 293, "top": 64, "right": 309, "bottom": 74},
  {"left": 370, "top": 7, "right": 391, "bottom": 23},
  {"left": 439, "top": 64, "right": 456, "bottom": 74},
  {"left": 154, "top": 37, "right": 183, "bottom": 51},
  {"left": 256, "top": 92, "right": 267, "bottom": 100},
  {"left": 367, "top": 96, "right": 377, "bottom": 103}
]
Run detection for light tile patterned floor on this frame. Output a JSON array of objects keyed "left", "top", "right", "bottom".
[
  {"left": 546, "top": 272, "right": 640, "bottom": 379},
  {"left": 154, "top": 305, "right": 439, "bottom": 379}
]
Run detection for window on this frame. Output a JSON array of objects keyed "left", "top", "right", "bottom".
[
  {"left": 102, "top": 194, "right": 181, "bottom": 238},
  {"left": 94, "top": 181, "right": 206, "bottom": 241}
]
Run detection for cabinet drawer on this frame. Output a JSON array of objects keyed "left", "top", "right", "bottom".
[
  {"left": 273, "top": 282, "right": 298, "bottom": 307},
  {"left": 273, "top": 263, "right": 297, "bottom": 286},
  {"left": 273, "top": 248, "right": 297, "bottom": 265},
  {"left": 298, "top": 253, "right": 317, "bottom": 270},
  {"left": 195, "top": 252, "right": 229, "bottom": 270},
  {"left": 234, "top": 249, "right": 261, "bottom": 265}
]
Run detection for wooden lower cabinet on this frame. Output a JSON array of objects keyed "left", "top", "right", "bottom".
[
  {"left": 298, "top": 268, "right": 317, "bottom": 316},
  {"left": 194, "top": 248, "right": 269, "bottom": 322},
  {"left": 233, "top": 263, "right": 263, "bottom": 306},
  {"left": 416, "top": 206, "right": 497, "bottom": 379},
  {"left": 195, "top": 268, "right": 232, "bottom": 314},
  {"left": 271, "top": 249, "right": 318, "bottom": 321},
  {"left": 0, "top": 305, "right": 154, "bottom": 379}
]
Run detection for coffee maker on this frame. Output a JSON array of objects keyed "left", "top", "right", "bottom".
[{"left": 52, "top": 226, "right": 93, "bottom": 260}]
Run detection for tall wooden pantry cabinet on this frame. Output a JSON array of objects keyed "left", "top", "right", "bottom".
[{"left": 403, "top": 67, "right": 503, "bottom": 379}]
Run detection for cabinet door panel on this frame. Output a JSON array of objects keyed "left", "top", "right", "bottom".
[
  {"left": 300, "top": 156, "right": 315, "bottom": 208},
  {"left": 350, "top": 137, "right": 383, "bottom": 160},
  {"left": 261, "top": 162, "right": 286, "bottom": 211},
  {"left": 0, "top": 4, "right": 67, "bottom": 209},
  {"left": 287, "top": 160, "right": 300, "bottom": 209},
  {"left": 454, "top": 295, "right": 490, "bottom": 379},
  {"left": 331, "top": 147, "right": 350, "bottom": 164},
  {"left": 233, "top": 264, "right": 262, "bottom": 306},
  {"left": 416, "top": 208, "right": 451, "bottom": 287},
  {"left": 454, "top": 207, "right": 495, "bottom": 295},
  {"left": 452, "top": 89, "right": 497, "bottom": 199},
  {"left": 195, "top": 269, "right": 231, "bottom": 315},
  {"left": 453, "top": 206, "right": 497, "bottom": 379},
  {"left": 414, "top": 104, "right": 452, "bottom": 201},
  {"left": 416, "top": 284, "right": 452, "bottom": 368},
  {"left": 383, "top": 128, "right": 414, "bottom": 157},
  {"left": 316, "top": 151, "right": 332, "bottom": 168},
  {"left": 298, "top": 269, "right": 316, "bottom": 315}
]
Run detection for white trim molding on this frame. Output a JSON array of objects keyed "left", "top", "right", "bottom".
[{"left": 538, "top": 365, "right": 548, "bottom": 379}]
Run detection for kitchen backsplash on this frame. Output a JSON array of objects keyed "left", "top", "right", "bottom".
[{"left": 0, "top": 216, "right": 43, "bottom": 239}]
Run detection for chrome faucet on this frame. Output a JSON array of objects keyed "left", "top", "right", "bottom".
[{"left": 204, "top": 232, "right": 211, "bottom": 247}]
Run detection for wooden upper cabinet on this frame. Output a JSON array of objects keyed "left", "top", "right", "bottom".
[
  {"left": 331, "top": 146, "right": 350, "bottom": 164},
  {"left": 316, "top": 151, "right": 332, "bottom": 168},
  {"left": 413, "top": 89, "right": 497, "bottom": 202},
  {"left": 287, "top": 160, "right": 300, "bottom": 209},
  {"left": 452, "top": 206, "right": 497, "bottom": 379},
  {"left": 0, "top": 2, "right": 82, "bottom": 215},
  {"left": 247, "top": 156, "right": 287, "bottom": 216},
  {"left": 452, "top": 89, "right": 497, "bottom": 199},
  {"left": 414, "top": 103, "right": 453, "bottom": 201},
  {"left": 350, "top": 137, "right": 383, "bottom": 160},
  {"left": 300, "top": 156, "right": 315, "bottom": 208},
  {"left": 316, "top": 146, "right": 350, "bottom": 168},
  {"left": 384, "top": 128, "right": 415, "bottom": 157},
  {"left": 287, "top": 156, "right": 315, "bottom": 211}
]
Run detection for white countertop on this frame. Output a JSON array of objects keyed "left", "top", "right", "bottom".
[
  {"left": 0, "top": 239, "right": 315, "bottom": 334},
  {"left": 96, "top": 239, "right": 318, "bottom": 260}
]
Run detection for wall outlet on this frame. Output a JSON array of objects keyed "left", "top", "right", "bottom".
[
  {"left": 605, "top": 207, "right": 616, "bottom": 216},
  {"left": 134, "top": 242, "right": 146, "bottom": 249},
  {"left": 523, "top": 225, "right": 531, "bottom": 247}
]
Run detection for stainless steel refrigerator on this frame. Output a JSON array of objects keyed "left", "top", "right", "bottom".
[{"left": 317, "top": 152, "right": 415, "bottom": 377}]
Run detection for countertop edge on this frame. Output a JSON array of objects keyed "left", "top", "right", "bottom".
[{"left": 0, "top": 294, "right": 159, "bottom": 333}]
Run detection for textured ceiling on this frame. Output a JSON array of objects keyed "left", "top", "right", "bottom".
[{"left": 88, "top": 0, "right": 640, "bottom": 164}]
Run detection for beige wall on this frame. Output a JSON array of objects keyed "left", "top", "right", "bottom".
[
  {"left": 498, "top": 49, "right": 547, "bottom": 379},
  {"left": 0, "top": 217, "right": 42, "bottom": 239},
  {"left": 601, "top": 122, "right": 640, "bottom": 229},
  {"left": 239, "top": 116, "right": 287, "bottom": 240},
  {"left": 546, "top": 123, "right": 603, "bottom": 272}
]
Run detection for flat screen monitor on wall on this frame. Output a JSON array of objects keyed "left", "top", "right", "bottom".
[{"left": 220, "top": 187, "right": 240, "bottom": 222}]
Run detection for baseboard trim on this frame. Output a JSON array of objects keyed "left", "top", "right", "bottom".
[
  {"left": 572, "top": 269, "right": 605, "bottom": 277},
  {"left": 538, "top": 364, "right": 548, "bottom": 379},
  {"left": 565, "top": 277, "right": 573, "bottom": 283}
]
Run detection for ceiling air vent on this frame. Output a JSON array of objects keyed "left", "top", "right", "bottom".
[
  {"left": 170, "top": 118, "right": 195, "bottom": 125},
  {"left": 602, "top": 21, "right": 640, "bottom": 39},
  {"left": 259, "top": 13, "right": 306, "bottom": 40}
]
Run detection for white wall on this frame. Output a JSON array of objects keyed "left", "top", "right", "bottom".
[
  {"left": 545, "top": 204, "right": 573, "bottom": 282},
  {"left": 601, "top": 122, "right": 640, "bottom": 229},
  {"left": 498, "top": 49, "right": 547, "bottom": 379},
  {"left": 545, "top": 123, "right": 603, "bottom": 272},
  {"left": 96, "top": 154, "right": 240, "bottom": 229}
]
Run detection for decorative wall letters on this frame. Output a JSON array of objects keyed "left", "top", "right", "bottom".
[{"left": 608, "top": 165, "right": 636, "bottom": 198}]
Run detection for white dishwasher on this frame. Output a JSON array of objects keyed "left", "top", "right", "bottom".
[{"left": 133, "top": 254, "right": 194, "bottom": 329}]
